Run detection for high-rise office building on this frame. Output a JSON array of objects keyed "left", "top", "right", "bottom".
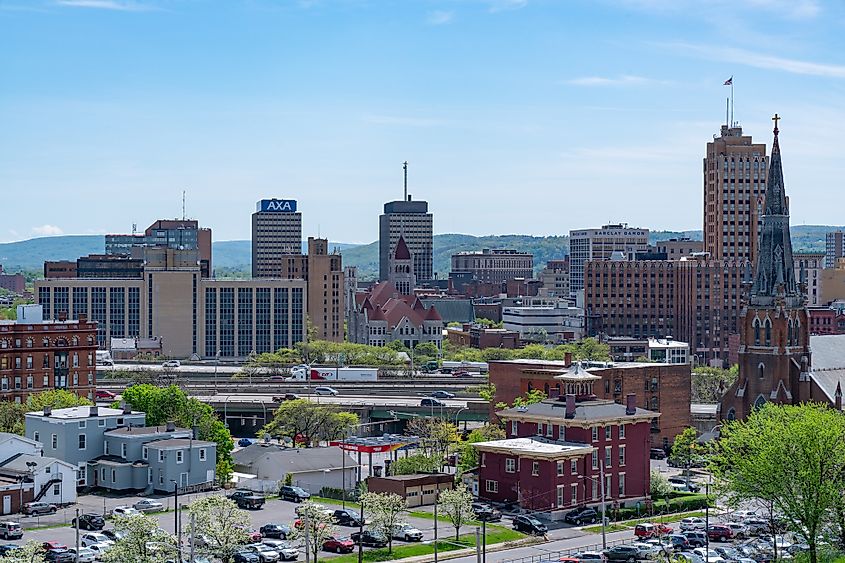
[
  {"left": 703, "top": 125, "right": 768, "bottom": 263},
  {"left": 106, "top": 219, "right": 212, "bottom": 276},
  {"left": 379, "top": 197, "right": 433, "bottom": 283},
  {"left": 252, "top": 199, "right": 303, "bottom": 277},
  {"left": 825, "top": 231, "right": 845, "bottom": 269},
  {"left": 450, "top": 249, "right": 534, "bottom": 284},
  {"left": 568, "top": 224, "right": 649, "bottom": 293}
]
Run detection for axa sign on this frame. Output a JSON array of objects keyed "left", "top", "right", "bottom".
[{"left": 257, "top": 199, "right": 298, "bottom": 213}]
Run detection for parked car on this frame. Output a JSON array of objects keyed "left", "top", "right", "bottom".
[
  {"left": 565, "top": 506, "right": 600, "bottom": 526},
  {"left": 0, "top": 522, "right": 22, "bottom": 540},
  {"left": 133, "top": 499, "right": 164, "bottom": 512},
  {"left": 44, "top": 551, "right": 75, "bottom": 563},
  {"left": 650, "top": 448, "right": 668, "bottom": 460},
  {"left": 682, "top": 531, "right": 708, "bottom": 548},
  {"left": 574, "top": 551, "right": 607, "bottom": 562},
  {"left": 392, "top": 523, "right": 423, "bottom": 542},
  {"left": 350, "top": 530, "right": 388, "bottom": 547},
  {"left": 680, "top": 517, "right": 707, "bottom": 531},
  {"left": 725, "top": 522, "right": 748, "bottom": 539},
  {"left": 228, "top": 490, "right": 266, "bottom": 510},
  {"left": 707, "top": 525, "right": 735, "bottom": 542},
  {"left": 295, "top": 504, "right": 332, "bottom": 518},
  {"left": 23, "top": 502, "right": 57, "bottom": 515},
  {"left": 101, "top": 529, "right": 127, "bottom": 542},
  {"left": 675, "top": 551, "right": 706, "bottom": 563},
  {"left": 235, "top": 526, "right": 263, "bottom": 543},
  {"left": 471, "top": 502, "right": 502, "bottom": 522},
  {"left": 635, "top": 523, "right": 673, "bottom": 538},
  {"left": 603, "top": 545, "right": 641, "bottom": 562},
  {"left": 95, "top": 390, "right": 116, "bottom": 400},
  {"left": 260, "top": 523, "right": 290, "bottom": 539},
  {"left": 0, "top": 545, "right": 20, "bottom": 555},
  {"left": 42, "top": 541, "right": 69, "bottom": 553},
  {"left": 67, "top": 547, "right": 97, "bottom": 563},
  {"left": 112, "top": 506, "right": 141, "bottom": 517},
  {"left": 72, "top": 514, "right": 105, "bottom": 531},
  {"left": 333, "top": 509, "right": 364, "bottom": 527},
  {"left": 672, "top": 482, "right": 702, "bottom": 493},
  {"left": 429, "top": 390, "right": 455, "bottom": 399},
  {"left": 667, "top": 534, "right": 691, "bottom": 551},
  {"left": 80, "top": 533, "right": 113, "bottom": 548},
  {"left": 238, "top": 438, "right": 254, "bottom": 447},
  {"left": 314, "top": 386, "right": 338, "bottom": 396},
  {"left": 742, "top": 518, "right": 770, "bottom": 536},
  {"left": 632, "top": 542, "right": 663, "bottom": 558},
  {"left": 714, "top": 546, "right": 745, "bottom": 560},
  {"left": 261, "top": 541, "right": 298, "bottom": 561},
  {"left": 162, "top": 360, "right": 181, "bottom": 368},
  {"left": 692, "top": 548, "right": 725, "bottom": 563},
  {"left": 420, "top": 397, "right": 444, "bottom": 407},
  {"left": 279, "top": 486, "right": 311, "bottom": 503},
  {"left": 244, "top": 543, "right": 280, "bottom": 563},
  {"left": 233, "top": 551, "right": 261, "bottom": 563},
  {"left": 512, "top": 515, "right": 548, "bottom": 535},
  {"left": 452, "top": 369, "right": 471, "bottom": 378},
  {"left": 323, "top": 536, "right": 355, "bottom": 553}
]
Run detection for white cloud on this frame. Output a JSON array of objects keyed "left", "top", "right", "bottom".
[
  {"left": 669, "top": 43, "right": 845, "bottom": 78},
  {"left": 32, "top": 225, "right": 64, "bottom": 236},
  {"left": 55, "top": 0, "right": 154, "bottom": 11},
  {"left": 565, "top": 75, "right": 655, "bottom": 86},
  {"left": 427, "top": 10, "right": 454, "bottom": 25}
]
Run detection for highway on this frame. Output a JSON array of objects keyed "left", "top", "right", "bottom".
[{"left": 194, "top": 392, "right": 482, "bottom": 409}]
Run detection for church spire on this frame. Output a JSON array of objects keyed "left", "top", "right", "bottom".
[{"left": 750, "top": 114, "right": 801, "bottom": 306}]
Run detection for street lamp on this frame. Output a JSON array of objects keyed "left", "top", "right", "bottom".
[
  {"left": 578, "top": 460, "right": 608, "bottom": 549},
  {"left": 213, "top": 349, "right": 221, "bottom": 394},
  {"left": 170, "top": 479, "right": 181, "bottom": 561},
  {"left": 453, "top": 407, "right": 468, "bottom": 430}
]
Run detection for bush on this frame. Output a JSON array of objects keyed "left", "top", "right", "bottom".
[{"left": 319, "top": 486, "right": 360, "bottom": 503}]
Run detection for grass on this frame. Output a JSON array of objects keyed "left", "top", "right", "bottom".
[
  {"left": 328, "top": 525, "right": 525, "bottom": 562},
  {"left": 582, "top": 510, "right": 707, "bottom": 534}
]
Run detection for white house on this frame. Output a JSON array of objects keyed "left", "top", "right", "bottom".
[{"left": 0, "top": 432, "right": 77, "bottom": 514}]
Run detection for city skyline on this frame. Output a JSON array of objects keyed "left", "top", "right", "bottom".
[{"left": 2, "top": 0, "right": 845, "bottom": 243}]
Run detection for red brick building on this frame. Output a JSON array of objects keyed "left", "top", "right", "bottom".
[
  {"left": 0, "top": 305, "right": 97, "bottom": 403},
  {"left": 489, "top": 358, "right": 690, "bottom": 449},
  {"left": 474, "top": 392, "right": 655, "bottom": 517},
  {"left": 808, "top": 306, "right": 845, "bottom": 336},
  {"left": 0, "top": 266, "right": 25, "bottom": 294},
  {"left": 446, "top": 323, "right": 520, "bottom": 349}
]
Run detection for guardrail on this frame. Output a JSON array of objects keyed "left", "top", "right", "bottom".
[{"left": 499, "top": 538, "right": 631, "bottom": 563}]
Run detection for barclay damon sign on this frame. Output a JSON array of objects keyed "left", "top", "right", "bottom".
[{"left": 257, "top": 199, "right": 297, "bottom": 213}]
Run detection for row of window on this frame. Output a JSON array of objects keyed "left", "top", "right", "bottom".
[{"left": 484, "top": 473, "right": 627, "bottom": 503}]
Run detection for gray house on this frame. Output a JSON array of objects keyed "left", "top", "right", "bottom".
[
  {"left": 233, "top": 444, "right": 357, "bottom": 495},
  {"left": 25, "top": 405, "right": 216, "bottom": 493}
]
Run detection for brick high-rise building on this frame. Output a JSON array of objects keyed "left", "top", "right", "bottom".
[
  {"left": 569, "top": 224, "right": 649, "bottom": 293},
  {"left": 703, "top": 125, "right": 768, "bottom": 263},
  {"left": 379, "top": 197, "right": 433, "bottom": 283},
  {"left": 450, "top": 249, "right": 533, "bottom": 284}
]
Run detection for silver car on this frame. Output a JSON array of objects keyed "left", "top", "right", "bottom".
[
  {"left": 392, "top": 523, "right": 423, "bottom": 542},
  {"left": 133, "top": 499, "right": 165, "bottom": 512},
  {"left": 314, "top": 386, "right": 338, "bottom": 396},
  {"left": 246, "top": 543, "right": 280, "bottom": 562},
  {"left": 262, "top": 540, "right": 299, "bottom": 561}
]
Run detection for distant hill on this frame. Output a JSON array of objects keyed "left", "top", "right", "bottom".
[{"left": 1, "top": 226, "right": 839, "bottom": 279}]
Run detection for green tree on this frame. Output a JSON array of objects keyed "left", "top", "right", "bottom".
[
  {"left": 691, "top": 365, "right": 739, "bottom": 403},
  {"left": 458, "top": 424, "right": 506, "bottom": 473},
  {"left": 570, "top": 338, "right": 611, "bottom": 361},
  {"left": 406, "top": 418, "right": 460, "bottom": 458},
  {"left": 479, "top": 348, "right": 514, "bottom": 362},
  {"left": 476, "top": 382, "right": 496, "bottom": 402},
  {"left": 495, "top": 388, "right": 547, "bottom": 410},
  {"left": 0, "top": 402, "right": 26, "bottom": 435},
  {"left": 414, "top": 342, "right": 439, "bottom": 358},
  {"left": 26, "top": 389, "right": 91, "bottom": 411},
  {"left": 669, "top": 427, "right": 700, "bottom": 469},
  {"left": 261, "top": 399, "right": 358, "bottom": 447},
  {"left": 437, "top": 483, "right": 475, "bottom": 540},
  {"left": 0, "top": 540, "right": 44, "bottom": 562},
  {"left": 187, "top": 496, "right": 250, "bottom": 563},
  {"left": 101, "top": 366, "right": 158, "bottom": 386},
  {"left": 650, "top": 470, "right": 673, "bottom": 498},
  {"left": 289, "top": 501, "right": 337, "bottom": 563},
  {"left": 712, "top": 403, "right": 845, "bottom": 563},
  {"left": 100, "top": 514, "right": 177, "bottom": 563},
  {"left": 390, "top": 453, "right": 441, "bottom": 476},
  {"left": 360, "top": 492, "right": 407, "bottom": 554}
]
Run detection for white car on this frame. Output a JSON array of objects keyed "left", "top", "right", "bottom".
[
  {"left": 392, "top": 523, "right": 424, "bottom": 542},
  {"left": 112, "top": 505, "right": 141, "bottom": 517},
  {"left": 677, "top": 551, "right": 706, "bottom": 563},
  {"left": 262, "top": 540, "right": 299, "bottom": 561},
  {"left": 725, "top": 522, "right": 748, "bottom": 538},
  {"left": 86, "top": 542, "right": 113, "bottom": 558},
  {"left": 162, "top": 360, "right": 181, "bottom": 368},
  {"left": 692, "top": 548, "right": 725, "bottom": 563},
  {"left": 295, "top": 503, "right": 332, "bottom": 518},
  {"left": 246, "top": 543, "right": 281, "bottom": 562},
  {"left": 314, "top": 386, "right": 338, "bottom": 396},
  {"left": 68, "top": 547, "right": 97, "bottom": 563},
  {"left": 81, "top": 533, "right": 114, "bottom": 548},
  {"left": 133, "top": 499, "right": 165, "bottom": 512},
  {"left": 680, "top": 517, "right": 707, "bottom": 531},
  {"left": 633, "top": 542, "right": 663, "bottom": 558}
]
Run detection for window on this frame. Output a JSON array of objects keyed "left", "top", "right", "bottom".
[
  {"left": 158, "top": 450, "right": 164, "bottom": 462},
  {"left": 619, "top": 445, "right": 626, "bottom": 467},
  {"left": 505, "top": 458, "right": 516, "bottom": 473},
  {"left": 98, "top": 419, "right": 106, "bottom": 427},
  {"left": 121, "top": 444, "right": 127, "bottom": 458},
  {"left": 619, "top": 424, "right": 626, "bottom": 440},
  {"left": 557, "top": 485, "right": 565, "bottom": 508},
  {"left": 78, "top": 421, "right": 86, "bottom": 429},
  {"left": 176, "top": 451, "right": 184, "bottom": 464},
  {"left": 111, "top": 469, "right": 116, "bottom": 482},
  {"left": 117, "top": 418, "right": 124, "bottom": 426},
  {"left": 571, "top": 483, "right": 578, "bottom": 506},
  {"left": 531, "top": 461, "right": 540, "bottom": 476},
  {"left": 53, "top": 484, "right": 60, "bottom": 496},
  {"left": 142, "top": 447, "right": 148, "bottom": 460},
  {"left": 148, "top": 468, "right": 152, "bottom": 485},
  {"left": 104, "top": 441, "right": 109, "bottom": 455},
  {"left": 101, "top": 468, "right": 106, "bottom": 481},
  {"left": 546, "top": 422, "right": 553, "bottom": 437},
  {"left": 591, "top": 427, "right": 598, "bottom": 442},
  {"left": 591, "top": 450, "right": 598, "bottom": 469},
  {"left": 51, "top": 434, "right": 57, "bottom": 449},
  {"left": 33, "top": 431, "right": 39, "bottom": 443},
  {"left": 556, "top": 461, "right": 564, "bottom": 476},
  {"left": 536, "top": 422, "right": 543, "bottom": 436},
  {"left": 619, "top": 473, "right": 626, "bottom": 497},
  {"left": 605, "top": 446, "right": 612, "bottom": 468},
  {"left": 78, "top": 434, "right": 86, "bottom": 450},
  {"left": 571, "top": 459, "right": 578, "bottom": 474},
  {"left": 480, "top": 453, "right": 486, "bottom": 467},
  {"left": 485, "top": 480, "right": 498, "bottom": 493},
  {"left": 605, "top": 474, "right": 612, "bottom": 497},
  {"left": 559, "top": 425, "right": 566, "bottom": 441},
  {"left": 511, "top": 420, "right": 518, "bottom": 436},
  {"left": 199, "top": 448, "right": 206, "bottom": 462},
  {"left": 604, "top": 425, "right": 612, "bottom": 440}
]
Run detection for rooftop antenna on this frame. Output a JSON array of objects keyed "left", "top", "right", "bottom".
[
  {"left": 403, "top": 161, "right": 408, "bottom": 201},
  {"left": 131, "top": 223, "right": 137, "bottom": 236},
  {"left": 182, "top": 190, "right": 186, "bottom": 220}
]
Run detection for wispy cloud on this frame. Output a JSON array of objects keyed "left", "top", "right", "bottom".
[
  {"left": 55, "top": 0, "right": 154, "bottom": 12},
  {"left": 32, "top": 225, "right": 63, "bottom": 236},
  {"left": 362, "top": 114, "right": 449, "bottom": 127},
  {"left": 427, "top": 10, "right": 454, "bottom": 25},
  {"left": 565, "top": 75, "right": 662, "bottom": 86},
  {"left": 487, "top": 0, "right": 527, "bottom": 13},
  {"left": 669, "top": 43, "right": 845, "bottom": 78},
  {"left": 618, "top": 0, "right": 819, "bottom": 20}
]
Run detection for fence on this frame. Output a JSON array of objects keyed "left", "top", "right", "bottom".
[{"left": 499, "top": 537, "right": 631, "bottom": 563}]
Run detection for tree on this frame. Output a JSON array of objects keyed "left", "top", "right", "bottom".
[
  {"left": 261, "top": 399, "right": 358, "bottom": 447},
  {"left": 0, "top": 540, "right": 45, "bottom": 563},
  {"left": 390, "top": 453, "right": 441, "bottom": 476},
  {"left": 0, "top": 402, "right": 26, "bottom": 435},
  {"left": 406, "top": 418, "right": 460, "bottom": 458},
  {"left": 289, "top": 501, "right": 337, "bottom": 563},
  {"left": 650, "top": 470, "right": 673, "bottom": 498},
  {"left": 187, "top": 496, "right": 250, "bottom": 563},
  {"left": 691, "top": 365, "right": 739, "bottom": 403},
  {"left": 361, "top": 491, "right": 407, "bottom": 554},
  {"left": 438, "top": 483, "right": 475, "bottom": 540},
  {"left": 458, "top": 424, "right": 506, "bottom": 473},
  {"left": 26, "top": 389, "right": 91, "bottom": 411},
  {"left": 712, "top": 403, "right": 845, "bottom": 563},
  {"left": 496, "top": 388, "right": 547, "bottom": 410},
  {"left": 476, "top": 382, "right": 496, "bottom": 402},
  {"left": 669, "top": 427, "right": 700, "bottom": 469},
  {"left": 100, "top": 514, "right": 177, "bottom": 563},
  {"left": 102, "top": 367, "right": 158, "bottom": 386}
]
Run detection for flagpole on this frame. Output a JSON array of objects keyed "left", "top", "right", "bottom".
[{"left": 730, "top": 81, "right": 734, "bottom": 126}]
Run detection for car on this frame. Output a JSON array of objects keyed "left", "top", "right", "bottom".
[
  {"left": 0, "top": 522, "right": 22, "bottom": 540},
  {"left": 44, "top": 552, "right": 75, "bottom": 563},
  {"left": 632, "top": 542, "right": 663, "bottom": 558},
  {"left": 692, "top": 548, "right": 726, "bottom": 563},
  {"left": 676, "top": 551, "right": 706, "bottom": 563},
  {"left": 80, "top": 533, "right": 113, "bottom": 548},
  {"left": 574, "top": 551, "right": 607, "bottom": 562},
  {"left": 420, "top": 397, "right": 444, "bottom": 407},
  {"left": 0, "top": 545, "right": 20, "bottom": 556},
  {"left": 133, "top": 499, "right": 164, "bottom": 512},
  {"left": 260, "top": 540, "right": 298, "bottom": 561},
  {"left": 392, "top": 523, "right": 423, "bottom": 542},
  {"left": 245, "top": 543, "right": 281, "bottom": 562},
  {"left": 272, "top": 393, "right": 300, "bottom": 402},
  {"left": 471, "top": 502, "right": 502, "bottom": 522},
  {"left": 234, "top": 552, "right": 261, "bottom": 563},
  {"left": 682, "top": 531, "right": 708, "bottom": 548},
  {"left": 68, "top": 547, "right": 97, "bottom": 563},
  {"left": 731, "top": 510, "right": 759, "bottom": 521},
  {"left": 234, "top": 526, "right": 263, "bottom": 543},
  {"left": 72, "top": 513, "right": 106, "bottom": 531},
  {"left": 238, "top": 438, "right": 254, "bottom": 447},
  {"left": 350, "top": 530, "right": 388, "bottom": 547},
  {"left": 452, "top": 369, "right": 471, "bottom": 378},
  {"left": 112, "top": 505, "right": 141, "bottom": 517},
  {"left": 333, "top": 509, "right": 364, "bottom": 527},
  {"left": 162, "top": 360, "right": 181, "bottom": 368},
  {"left": 23, "top": 502, "right": 57, "bottom": 515},
  {"left": 672, "top": 482, "right": 702, "bottom": 493},
  {"left": 635, "top": 523, "right": 673, "bottom": 538},
  {"left": 724, "top": 522, "right": 748, "bottom": 539},
  {"left": 260, "top": 523, "right": 291, "bottom": 539},
  {"left": 429, "top": 390, "right": 455, "bottom": 399},
  {"left": 323, "top": 536, "right": 355, "bottom": 553},
  {"left": 101, "top": 529, "right": 127, "bottom": 542},
  {"left": 667, "top": 534, "right": 691, "bottom": 551},
  {"left": 42, "top": 541, "right": 69, "bottom": 553},
  {"left": 680, "top": 517, "right": 707, "bottom": 531},
  {"left": 314, "top": 386, "right": 338, "bottom": 396},
  {"left": 650, "top": 448, "right": 668, "bottom": 460},
  {"left": 229, "top": 491, "right": 266, "bottom": 510},
  {"left": 95, "top": 390, "right": 116, "bottom": 400},
  {"left": 279, "top": 486, "right": 311, "bottom": 503},
  {"left": 742, "top": 518, "right": 770, "bottom": 536},
  {"left": 707, "top": 525, "right": 735, "bottom": 542},
  {"left": 603, "top": 545, "right": 641, "bottom": 562},
  {"left": 714, "top": 546, "right": 745, "bottom": 560},
  {"left": 512, "top": 515, "right": 548, "bottom": 535},
  {"left": 565, "top": 506, "right": 600, "bottom": 526},
  {"left": 295, "top": 504, "right": 332, "bottom": 518}
]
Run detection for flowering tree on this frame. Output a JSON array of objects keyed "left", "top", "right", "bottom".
[
  {"left": 0, "top": 541, "right": 45, "bottom": 563},
  {"left": 438, "top": 484, "right": 475, "bottom": 540},
  {"left": 361, "top": 491, "right": 407, "bottom": 554},
  {"left": 100, "top": 514, "right": 176, "bottom": 563},
  {"left": 187, "top": 496, "right": 250, "bottom": 563},
  {"left": 290, "top": 501, "right": 337, "bottom": 563}
]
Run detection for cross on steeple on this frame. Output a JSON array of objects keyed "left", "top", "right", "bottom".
[{"left": 772, "top": 113, "right": 780, "bottom": 134}]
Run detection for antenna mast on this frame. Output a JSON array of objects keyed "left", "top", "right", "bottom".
[
  {"left": 403, "top": 161, "right": 408, "bottom": 201},
  {"left": 182, "top": 190, "right": 186, "bottom": 220}
]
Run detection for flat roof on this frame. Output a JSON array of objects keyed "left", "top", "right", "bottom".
[
  {"left": 105, "top": 426, "right": 189, "bottom": 437},
  {"left": 25, "top": 407, "right": 141, "bottom": 420},
  {"left": 473, "top": 437, "right": 594, "bottom": 458},
  {"left": 146, "top": 438, "right": 216, "bottom": 449}
]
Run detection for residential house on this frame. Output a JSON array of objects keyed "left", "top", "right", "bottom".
[
  {"left": 233, "top": 444, "right": 357, "bottom": 495},
  {"left": 0, "top": 433, "right": 76, "bottom": 515}
]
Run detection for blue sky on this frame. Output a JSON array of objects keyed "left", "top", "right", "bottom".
[{"left": 2, "top": 0, "right": 844, "bottom": 244}]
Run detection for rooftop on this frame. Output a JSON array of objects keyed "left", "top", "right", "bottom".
[
  {"left": 25, "top": 406, "right": 140, "bottom": 420},
  {"left": 498, "top": 398, "right": 657, "bottom": 423},
  {"left": 473, "top": 437, "right": 594, "bottom": 457},
  {"left": 145, "top": 438, "right": 216, "bottom": 449},
  {"left": 105, "top": 426, "right": 190, "bottom": 437}
]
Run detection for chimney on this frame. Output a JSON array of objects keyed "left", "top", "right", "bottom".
[
  {"left": 192, "top": 425, "right": 199, "bottom": 440},
  {"left": 122, "top": 402, "right": 131, "bottom": 415},
  {"left": 89, "top": 405, "right": 98, "bottom": 417},
  {"left": 836, "top": 382, "right": 842, "bottom": 411},
  {"left": 565, "top": 394, "right": 576, "bottom": 418},
  {"left": 549, "top": 387, "right": 561, "bottom": 399},
  {"left": 626, "top": 393, "right": 637, "bottom": 415},
  {"left": 43, "top": 406, "right": 51, "bottom": 417},
  {"left": 78, "top": 313, "right": 88, "bottom": 322},
  {"left": 57, "top": 310, "right": 68, "bottom": 322},
  {"left": 166, "top": 421, "right": 176, "bottom": 432},
  {"left": 564, "top": 352, "right": 573, "bottom": 366}
]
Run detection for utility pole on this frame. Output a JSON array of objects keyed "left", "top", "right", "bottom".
[
  {"left": 357, "top": 500, "right": 365, "bottom": 563},
  {"left": 403, "top": 161, "right": 408, "bottom": 201},
  {"left": 600, "top": 459, "right": 607, "bottom": 549},
  {"left": 75, "top": 508, "right": 80, "bottom": 563},
  {"left": 433, "top": 490, "right": 439, "bottom": 563},
  {"left": 482, "top": 518, "right": 487, "bottom": 563},
  {"left": 475, "top": 528, "right": 481, "bottom": 563},
  {"left": 190, "top": 512, "right": 196, "bottom": 563},
  {"left": 304, "top": 510, "right": 310, "bottom": 563}
]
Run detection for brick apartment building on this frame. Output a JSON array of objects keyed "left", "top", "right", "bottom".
[
  {"left": 488, "top": 358, "right": 690, "bottom": 449},
  {"left": 450, "top": 249, "right": 534, "bottom": 284},
  {"left": 445, "top": 323, "right": 520, "bottom": 349},
  {"left": 0, "top": 305, "right": 97, "bottom": 403},
  {"left": 0, "top": 266, "right": 25, "bottom": 294}
]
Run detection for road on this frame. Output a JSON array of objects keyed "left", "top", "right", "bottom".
[{"left": 196, "top": 392, "right": 479, "bottom": 410}]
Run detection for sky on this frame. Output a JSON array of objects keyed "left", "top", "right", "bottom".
[{"left": 2, "top": 0, "right": 845, "bottom": 244}]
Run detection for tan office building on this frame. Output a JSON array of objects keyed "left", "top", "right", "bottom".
[{"left": 252, "top": 199, "right": 303, "bottom": 277}]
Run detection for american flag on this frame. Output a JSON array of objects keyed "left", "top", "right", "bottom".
[{"left": 724, "top": 77, "right": 733, "bottom": 86}]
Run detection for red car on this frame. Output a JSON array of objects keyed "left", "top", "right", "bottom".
[
  {"left": 233, "top": 525, "right": 261, "bottom": 543},
  {"left": 95, "top": 390, "right": 116, "bottom": 400},
  {"left": 634, "top": 523, "right": 673, "bottom": 538},
  {"left": 707, "top": 525, "right": 735, "bottom": 542},
  {"left": 322, "top": 536, "right": 354, "bottom": 554},
  {"left": 42, "top": 542, "right": 69, "bottom": 553}
]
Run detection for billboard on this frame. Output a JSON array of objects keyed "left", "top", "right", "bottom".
[{"left": 256, "top": 199, "right": 298, "bottom": 213}]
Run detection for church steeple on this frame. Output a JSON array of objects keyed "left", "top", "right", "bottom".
[{"left": 750, "top": 115, "right": 801, "bottom": 307}]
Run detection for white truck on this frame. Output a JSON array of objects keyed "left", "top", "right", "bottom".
[
  {"left": 440, "top": 360, "right": 488, "bottom": 374},
  {"left": 287, "top": 366, "right": 378, "bottom": 382},
  {"left": 95, "top": 350, "right": 114, "bottom": 366}
]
